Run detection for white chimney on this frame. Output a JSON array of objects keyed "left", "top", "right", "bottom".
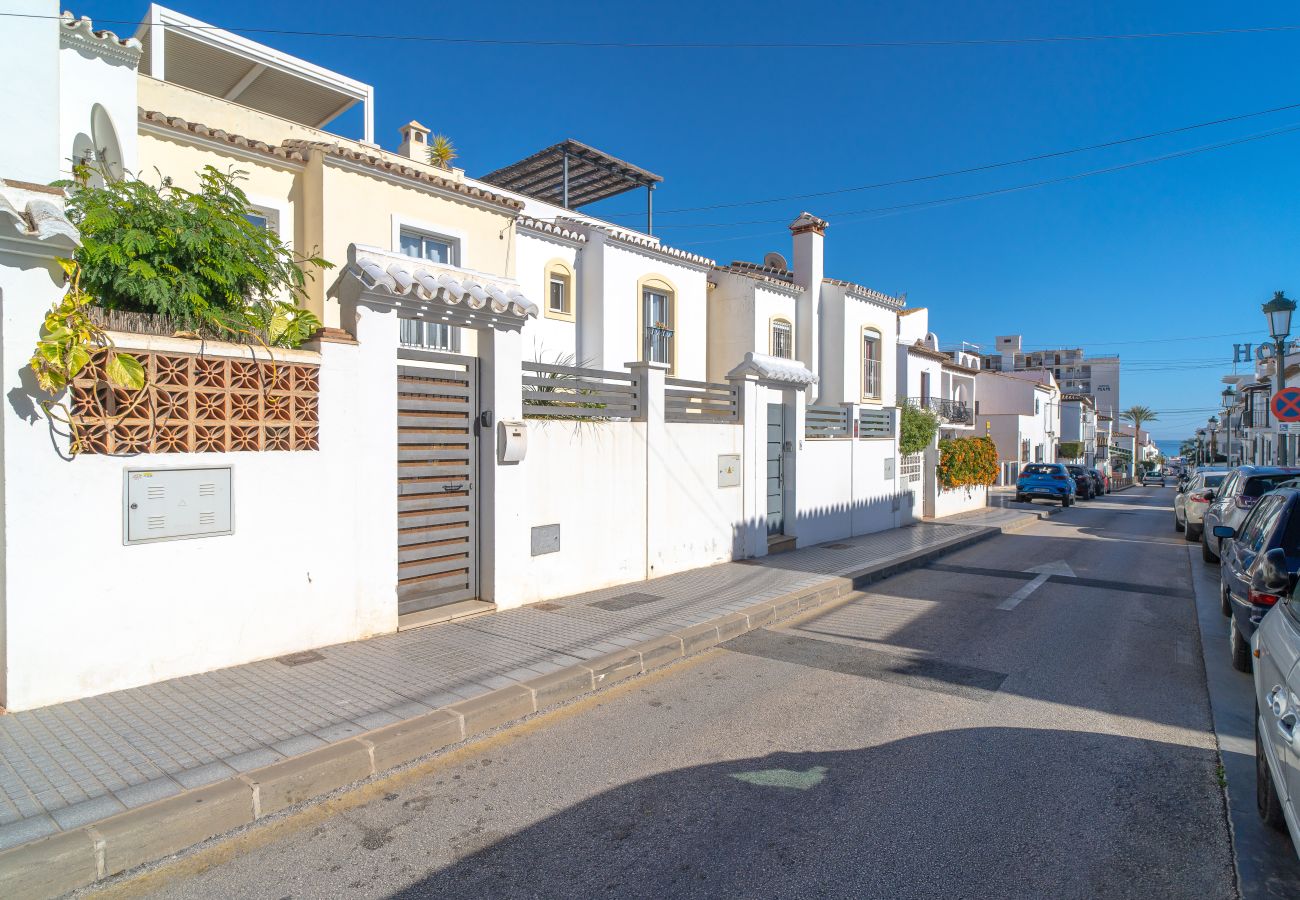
[
  {"left": 789, "top": 212, "right": 827, "bottom": 398},
  {"left": 397, "top": 121, "right": 431, "bottom": 161}
]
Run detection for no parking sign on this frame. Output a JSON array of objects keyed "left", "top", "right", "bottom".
[{"left": 1272, "top": 387, "right": 1300, "bottom": 422}]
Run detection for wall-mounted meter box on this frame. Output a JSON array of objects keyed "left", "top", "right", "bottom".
[
  {"left": 124, "top": 467, "right": 233, "bottom": 545},
  {"left": 498, "top": 420, "right": 528, "bottom": 463}
]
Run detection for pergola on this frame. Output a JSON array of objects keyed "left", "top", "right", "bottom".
[{"left": 481, "top": 140, "right": 663, "bottom": 234}]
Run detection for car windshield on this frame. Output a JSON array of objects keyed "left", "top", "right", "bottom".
[
  {"left": 1244, "top": 474, "right": 1300, "bottom": 498},
  {"left": 1022, "top": 465, "right": 1057, "bottom": 476}
]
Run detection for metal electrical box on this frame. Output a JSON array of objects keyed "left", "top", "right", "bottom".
[
  {"left": 717, "top": 454, "right": 741, "bottom": 488},
  {"left": 498, "top": 420, "right": 528, "bottom": 463},
  {"left": 124, "top": 467, "right": 233, "bottom": 545}
]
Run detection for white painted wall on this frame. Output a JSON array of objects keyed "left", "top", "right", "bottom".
[
  {"left": 654, "top": 422, "right": 745, "bottom": 575},
  {"left": 934, "top": 484, "right": 988, "bottom": 518},
  {"left": 517, "top": 229, "right": 581, "bottom": 364},
  {"left": 0, "top": 1, "right": 61, "bottom": 184},
  {"left": 58, "top": 28, "right": 141, "bottom": 182},
  {"left": 794, "top": 432, "right": 901, "bottom": 547},
  {"left": 0, "top": 310, "right": 394, "bottom": 711}
]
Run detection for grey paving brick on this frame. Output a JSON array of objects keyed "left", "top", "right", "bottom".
[
  {"left": 270, "top": 735, "right": 328, "bottom": 758},
  {"left": 113, "top": 776, "right": 184, "bottom": 809},
  {"left": 172, "top": 762, "right": 237, "bottom": 790},
  {"left": 0, "top": 812, "right": 59, "bottom": 851},
  {"left": 222, "top": 748, "right": 284, "bottom": 773},
  {"left": 49, "top": 793, "right": 126, "bottom": 830}
]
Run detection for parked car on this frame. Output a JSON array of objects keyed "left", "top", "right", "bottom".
[
  {"left": 1203, "top": 467, "right": 1300, "bottom": 563},
  {"left": 1064, "top": 465, "right": 1097, "bottom": 500},
  {"left": 1090, "top": 468, "right": 1110, "bottom": 494},
  {"left": 1175, "top": 469, "right": 1229, "bottom": 541},
  {"left": 1015, "top": 463, "right": 1076, "bottom": 507},
  {"left": 1140, "top": 470, "right": 1166, "bottom": 487},
  {"left": 1213, "top": 488, "right": 1300, "bottom": 670},
  {"left": 1250, "top": 585, "right": 1300, "bottom": 847}
]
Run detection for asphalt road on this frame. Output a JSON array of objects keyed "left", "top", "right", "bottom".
[{"left": 91, "top": 488, "right": 1250, "bottom": 899}]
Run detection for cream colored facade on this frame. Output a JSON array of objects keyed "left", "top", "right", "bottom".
[{"left": 136, "top": 78, "right": 520, "bottom": 334}]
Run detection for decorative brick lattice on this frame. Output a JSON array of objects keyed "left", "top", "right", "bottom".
[{"left": 70, "top": 350, "right": 321, "bottom": 454}]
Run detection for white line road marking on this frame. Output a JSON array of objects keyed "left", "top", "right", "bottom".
[{"left": 997, "top": 560, "right": 1077, "bottom": 610}]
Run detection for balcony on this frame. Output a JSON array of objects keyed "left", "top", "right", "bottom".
[{"left": 906, "top": 396, "right": 974, "bottom": 425}]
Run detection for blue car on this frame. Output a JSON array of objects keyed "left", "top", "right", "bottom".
[
  {"left": 1015, "top": 463, "right": 1076, "bottom": 507},
  {"left": 1214, "top": 487, "right": 1300, "bottom": 671}
]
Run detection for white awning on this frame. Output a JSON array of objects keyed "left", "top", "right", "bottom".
[
  {"left": 727, "top": 351, "right": 817, "bottom": 386},
  {"left": 329, "top": 245, "right": 538, "bottom": 329}
]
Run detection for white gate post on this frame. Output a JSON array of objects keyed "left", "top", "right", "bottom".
[
  {"left": 629, "top": 360, "right": 668, "bottom": 579},
  {"left": 728, "top": 373, "right": 764, "bottom": 559},
  {"left": 345, "top": 301, "right": 400, "bottom": 628},
  {"left": 478, "top": 326, "right": 525, "bottom": 607}
]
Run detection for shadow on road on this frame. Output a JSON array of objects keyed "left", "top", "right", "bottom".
[{"left": 388, "top": 728, "right": 1231, "bottom": 900}]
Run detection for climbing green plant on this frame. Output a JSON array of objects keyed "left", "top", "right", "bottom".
[
  {"left": 30, "top": 259, "right": 146, "bottom": 453},
  {"left": 937, "top": 436, "right": 999, "bottom": 490},
  {"left": 59, "top": 163, "right": 328, "bottom": 346},
  {"left": 899, "top": 402, "right": 939, "bottom": 455},
  {"left": 1058, "top": 441, "right": 1085, "bottom": 460}
]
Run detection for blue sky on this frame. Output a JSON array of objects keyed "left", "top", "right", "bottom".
[{"left": 70, "top": 0, "right": 1300, "bottom": 439}]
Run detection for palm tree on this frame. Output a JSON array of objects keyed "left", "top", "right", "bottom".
[
  {"left": 1121, "top": 405, "right": 1158, "bottom": 436},
  {"left": 427, "top": 135, "right": 457, "bottom": 169}
]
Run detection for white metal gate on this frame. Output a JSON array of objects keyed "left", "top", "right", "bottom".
[{"left": 397, "top": 352, "right": 477, "bottom": 616}]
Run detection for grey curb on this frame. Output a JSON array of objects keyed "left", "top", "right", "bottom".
[{"left": 0, "top": 510, "right": 1046, "bottom": 899}]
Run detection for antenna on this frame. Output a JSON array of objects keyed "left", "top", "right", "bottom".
[{"left": 763, "top": 251, "right": 789, "bottom": 270}]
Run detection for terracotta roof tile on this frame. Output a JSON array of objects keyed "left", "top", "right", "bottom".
[{"left": 823, "top": 277, "right": 904, "bottom": 309}]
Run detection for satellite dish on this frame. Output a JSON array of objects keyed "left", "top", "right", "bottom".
[
  {"left": 763, "top": 252, "right": 789, "bottom": 270},
  {"left": 89, "top": 104, "right": 124, "bottom": 182}
]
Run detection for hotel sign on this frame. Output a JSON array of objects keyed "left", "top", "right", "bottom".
[{"left": 1234, "top": 341, "right": 1299, "bottom": 363}]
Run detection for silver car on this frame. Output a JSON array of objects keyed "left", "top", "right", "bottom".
[
  {"left": 1252, "top": 594, "right": 1300, "bottom": 855},
  {"left": 1141, "top": 470, "right": 1166, "bottom": 487},
  {"left": 1175, "top": 469, "right": 1228, "bottom": 541},
  {"left": 1202, "top": 466, "right": 1300, "bottom": 563}
]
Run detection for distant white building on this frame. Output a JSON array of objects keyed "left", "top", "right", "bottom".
[
  {"left": 1060, "top": 394, "right": 1098, "bottom": 466},
  {"left": 975, "top": 368, "right": 1062, "bottom": 484},
  {"left": 980, "top": 334, "right": 1119, "bottom": 420}
]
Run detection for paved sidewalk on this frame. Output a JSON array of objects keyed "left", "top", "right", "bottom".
[{"left": 0, "top": 507, "right": 1043, "bottom": 860}]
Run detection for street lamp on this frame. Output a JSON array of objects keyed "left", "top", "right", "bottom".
[
  {"left": 1222, "top": 386, "right": 1236, "bottom": 466},
  {"left": 1263, "top": 290, "right": 1296, "bottom": 465},
  {"left": 1209, "top": 415, "right": 1219, "bottom": 464}
]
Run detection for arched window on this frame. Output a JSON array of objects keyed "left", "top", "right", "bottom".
[
  {"left": 639, "top": 276, "right": 676, "bottom": 371},
  {"left": 770, "top": 318, "right": 793, "bottom": 359},
  {"left": 544, "top": 259, "right": 576, "bottom": 322},
  {"left": 861, "top": 328, "right": 882, "bottom": 400}
]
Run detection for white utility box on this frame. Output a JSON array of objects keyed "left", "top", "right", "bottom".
[
  {"left": 124, "top": 466, "right": 233, "bottom": 545},
  {"left": 498, "top": 420, "right": 528, "bottom": 463}
]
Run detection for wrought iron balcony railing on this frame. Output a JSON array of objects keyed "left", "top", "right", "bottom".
[{"left": 906, "top": 396, "right": 974, "bottom": 425}]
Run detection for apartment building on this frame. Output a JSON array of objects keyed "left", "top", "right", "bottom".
[{"left": 980, "top": 334, "right": 1119, "bottom": 419}]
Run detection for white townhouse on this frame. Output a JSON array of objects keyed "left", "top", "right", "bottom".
[
  {"left": 0, "top": 2, "right": 942, "bottom": 710},
  {"left": 894, "top": 307, "right": 979, "bottom": 439},
  {"left": 1060, "top": 393, "right": 1098, "bottom": 466},
  {"left": 976, "top": 368, "right": 1062, "bottom": 484}
]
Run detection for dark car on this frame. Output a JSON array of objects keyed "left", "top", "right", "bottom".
[
  {"left": 1064, "top": 465, "right": 1096, "bottom": 500},
  {"left": 1214, "top": 487, "right": 1300, "bottom": 671},
  {"left": 1015, "top": 463, "right": 1075, "bottom": 506},
  {"left": 1089, "top": 468, "right": 1110, "bottom": 494}
]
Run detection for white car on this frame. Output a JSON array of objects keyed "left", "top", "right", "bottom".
[
  {"left": 1253, "top": 594, "right": 1300, "bottom": 856},
  {"left": 1175, "top": 470, "right": 1228, "bottom": 541}
]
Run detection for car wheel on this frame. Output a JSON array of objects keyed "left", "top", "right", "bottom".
[
  {"left": 1258, "top": 705, "right": 1288, "bottom": 830},
  {"left": 1220, "top": 583, "right": 1232, "bottom": 618},
  {"left": 1231, "top": 617, "right": 1252, "bottom": 672},
  {"left": 1202, "top": 532, "right": 1219, "bottom": 564},
  {"left": 1015, "top": 494, "right": 1027, "bottom": 503},
  {"left": 1186, "top": 523, "right": 1201, "bottom": 542},
  {"left": 1062, "top": 496, "right": 1071, "bottom": 508},
  {"left": 1175, "top": 513, "right": 1184, "bottom": 533}
]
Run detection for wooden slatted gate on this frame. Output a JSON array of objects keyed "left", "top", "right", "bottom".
[{"left": 397, "top": 353, "right": 477, "bottom": 616}]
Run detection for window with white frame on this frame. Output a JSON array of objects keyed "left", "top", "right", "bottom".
[
  {"left": 399, "top": 318, "right": 459, "bottom": 352},
  {"left": 642, "top": 285, "right": 674, "bottom": 368},
  {"left": 244, "top": 206, "right": 280, "bottom": 236},
  {"left": 545, "top": 262, "right": 575, "bottom": 321},
  {"left": 861, "top": 329, "right": 881, "bottom": 399},
  {"left": 399, "top": 228, "right": 457, "bottom": 265},
  {"left": 771, "top": 319, "right": 793, "bottom": 359}
]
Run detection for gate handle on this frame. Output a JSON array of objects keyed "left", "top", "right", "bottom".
[{"left": 443, "top": 482, "right": 467, "bottom": 492}]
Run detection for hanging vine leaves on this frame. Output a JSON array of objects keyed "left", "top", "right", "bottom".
[{"left": 938, "top": 436, "right": 999, "bottom": 489}]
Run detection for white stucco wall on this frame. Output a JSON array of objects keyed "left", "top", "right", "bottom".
[
  {"left": 794, "top": 434, "right": 901, "bottom": 547},
  {"left": 823, "top": 288, "right": 899, "bottom": 407},
  {"left": 654, "top": 422, "right": 745, "bottom": 575},
  {"left": 59, "top": 34, "right": 141, "bottom": 183},
  {"left": 1, "top": 1, "right": 61, "bottom": 184},
  {"left": 934, "top": 485, "right": 988, "bottom": 518},
  {"left": 517, "top": 229, "right": 581, "bottom": 364},
  {"left": 0, "top": 267, "right": 394, "bottom": 709}
]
